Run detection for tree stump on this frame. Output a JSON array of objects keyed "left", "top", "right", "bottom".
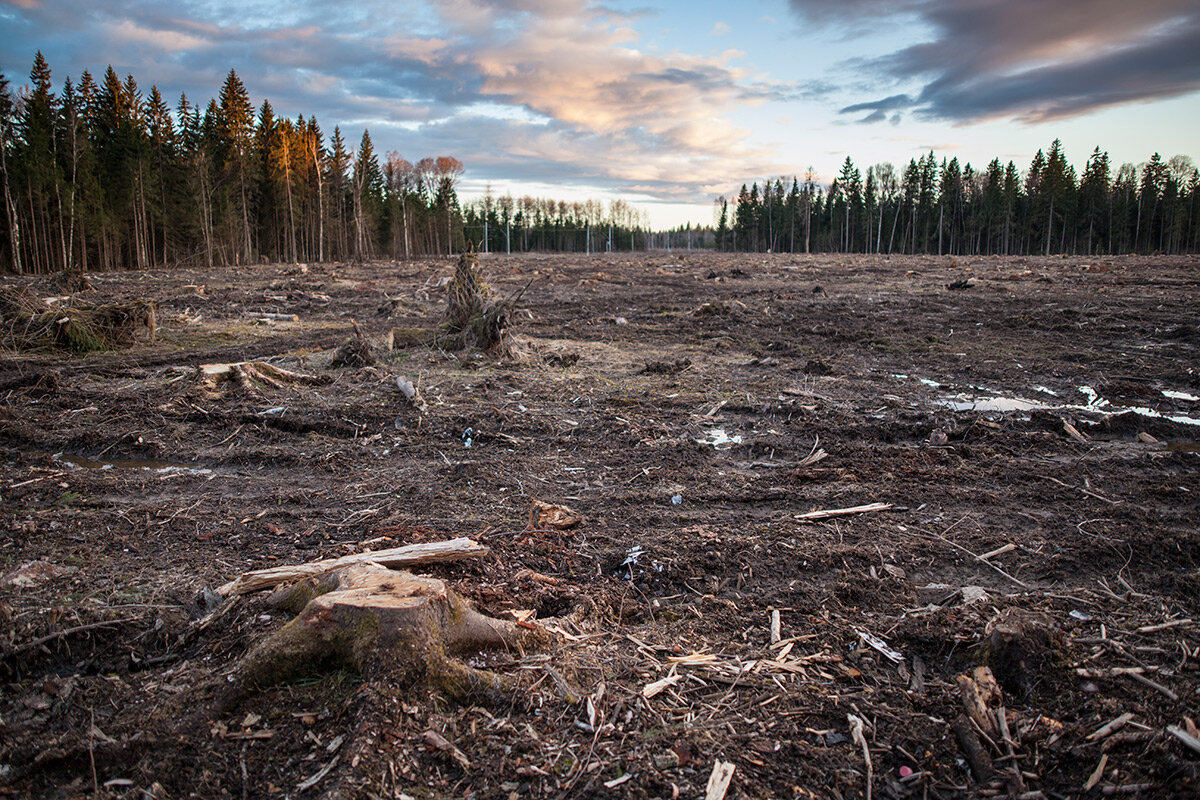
[{"left": 214, "top": 564, "right": 555, "bottom": 713}]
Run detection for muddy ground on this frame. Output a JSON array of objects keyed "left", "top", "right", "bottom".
[{"left": 1, "top": 252, "right": 1198, "bottom": 799}]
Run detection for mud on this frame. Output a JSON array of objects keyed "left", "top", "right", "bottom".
[{"left": 2, "top": 252, "right": 1198, "bottom": 798}]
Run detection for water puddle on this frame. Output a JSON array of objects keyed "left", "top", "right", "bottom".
[
  {"left": 939, "top": 396, "right": 1049, "bottom": 413},
  {"left": 50, "top": 452, "right": 214, "bottom": 476},
  {"left": 696, "top": 428, "right": 744, "bottom": 449},
  {"left": 914, "top": 380, "right": 1200, "bottom": 427}
]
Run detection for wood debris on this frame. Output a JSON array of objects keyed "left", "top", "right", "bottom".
[{"left": 218, "top": 537, "right": 490, "bottom": 596}]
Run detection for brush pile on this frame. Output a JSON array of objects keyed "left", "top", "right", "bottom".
[
  {"left": 438, "top": 247, "right": 510, "bottom": 355},
  {"left": 0, "top": 286, "right": 155, "bottom": 353}
]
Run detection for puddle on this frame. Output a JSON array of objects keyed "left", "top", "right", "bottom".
[
  {"left": 1165, "top": 442, "right": 1200, "bottom": 453},
  {"left": 696, "top": 428, "right": 744, "bottom": 449},
  {"left": 921, "top": 380, "right": 1200, "bottom": 427},
  {"left": 939, "top": 395, "right": 1049, "bottom": 412},
  {"left": 50, "top": 452, "right": 214, "bottom": 476}
]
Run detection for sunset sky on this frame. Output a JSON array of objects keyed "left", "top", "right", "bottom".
[{"left": 3, "top": 0, "right": 1198, "bottom": 228}]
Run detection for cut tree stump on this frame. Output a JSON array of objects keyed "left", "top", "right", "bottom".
[
  {"left": 198, "top": 361, "right": 331, "bottom": 395},
  {"left": 214, "top": 563, "right": 555, "bottom": 711}
]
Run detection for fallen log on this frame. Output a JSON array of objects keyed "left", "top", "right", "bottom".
[{"left": 218, "top": 537, "right": 490, "bottom": 596}]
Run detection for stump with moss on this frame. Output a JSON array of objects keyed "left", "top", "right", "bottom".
[{"left": 210, "top": 564, "right": 556, "bottom": 715}]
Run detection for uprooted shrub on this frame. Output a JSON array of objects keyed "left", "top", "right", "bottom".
[{"left": 436, "top": 247, "right": 514, "bottom": 356}]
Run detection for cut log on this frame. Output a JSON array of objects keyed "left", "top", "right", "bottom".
[
  {"left": 218, "top": 537, "right": 490, "bottom": 596},
  {"left": 214, "top": 563, "right": 554, "bottom": 712}
]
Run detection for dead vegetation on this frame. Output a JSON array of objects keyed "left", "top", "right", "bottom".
[
  {"left": 437, "top": 247, "right": 517, "bottom": 355},
  {"left": 0, "top": 285, "right": 155, "bottom": 353}
]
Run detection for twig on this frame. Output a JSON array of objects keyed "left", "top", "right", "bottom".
[
  {"left": 1167, "top": 725, "right": 1200, "bottom": 756},
  {"left": 913, "top": 525, "right": 1031, "bottom": 589},
  {"left": 8, "top": 616, "right": 141, "bottom": 655},
  {"left": 1124, "top": 671, "right": 1177, "bottom": 701},
  {"left": 1087, "top": 713, "right": 1134, "bottom": 742},
  {"left": 797, "top": 502, "right": 893, "bottom": 521},
  {"left": 1137, "top": 619, "right": 1192, "bottom": 633},
  {"left": 848, "top": 714, "right": 873, "bottom": 800}
]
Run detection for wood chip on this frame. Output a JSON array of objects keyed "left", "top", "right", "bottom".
[
  {"left": 1084, "top": 754, "right": 1108, "bottom": 792},
  {"left": 423, "top": 730, "right": 471, "bottom": 769},
  {"left": 858, "top": 629, "right": 903, "bottom": 663},
  {"left": 704, "top": 760, "right": 736, "bottom": 800},
  {"left": 603, "top": 773, "right": 633, "bottom": 789},
  {"left": 642, "top": 669, "right": 683, "bottom": 699}
]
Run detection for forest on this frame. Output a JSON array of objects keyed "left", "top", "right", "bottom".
[
  {"left": 0, "top": 51, "right": 1197, "bottom": 274},
  {"left": 0, "top": 53, "right": 657, "bottom": 274},
  {"left": 715, "top": 146, "right": 1199, "bottom": 256}
]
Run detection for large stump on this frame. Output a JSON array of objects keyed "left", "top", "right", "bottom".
[{"left": 216, "top": 564, "right": 554, "bottom": 711}]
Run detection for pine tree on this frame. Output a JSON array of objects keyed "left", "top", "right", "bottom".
[
  {"left": 351, "top": 129, "right": 382, "bottom": 259},
  {"left": 1078, "top": 147, "right": 1110, "bottom": 255},
  {"left": 217, "top": 69, "right": 255, "bottom": 263},
  {"left": 0, "top": 72, "right": 20, "bottom": 272},
  {"left": 19, "top": 51, "right": 60, "bottom": 272}
]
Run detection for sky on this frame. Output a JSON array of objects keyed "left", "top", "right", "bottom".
[{"left": 2, "top": 0, "right": 1198, "bottom": 229}]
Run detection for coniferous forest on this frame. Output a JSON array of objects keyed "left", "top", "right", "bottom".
[
  {"left": 0, "top": 52, "right": 1196, "bottom": 274},
  {"left": 713, "top": 146, "right": 1199, "bottom": 256}
]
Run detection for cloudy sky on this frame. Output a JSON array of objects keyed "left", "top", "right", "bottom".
[{"left": 3, "top": 0, "right": 1198, "bottom": 227}]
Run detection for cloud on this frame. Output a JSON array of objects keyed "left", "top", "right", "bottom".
[
  {"left": 839, "top": 93, "right": 913, "bottom": 123},
  {"left": 0, "top": 0, "right": 796, "bottom": 205},
  {"left": 711, "top": 21, "right": 729, "bottom": 35},
  {"left": 789, "top": 0, "right": 1200, "bottom": 123}
]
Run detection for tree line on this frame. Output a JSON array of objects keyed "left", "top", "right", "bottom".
[
  {"left": 0, "top": 52, "right": 476, "bottom": 274},
  {"left": 460, "top": 194, "right": 654, "bottom": 254},
  {"left": 716, "top": 142, "right": 1199, "bottom": 255}
]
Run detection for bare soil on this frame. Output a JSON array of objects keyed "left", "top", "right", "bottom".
[{"left": 1, "top": 252, "right": 1198, "bottom": 799}]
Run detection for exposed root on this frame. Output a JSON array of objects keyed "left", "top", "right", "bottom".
[
  {"left": 330, "top": 319, "right": 378, "bottom": 368},
  {"left": 198, "top": 361, "right": 331, "bottom": 396},
  {"left": 437, "top": 247, "right": 514, "bottom": 356}
]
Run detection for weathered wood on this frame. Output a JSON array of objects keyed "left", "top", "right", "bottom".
[
  {"left": 957, "top": 666, "right": 1002, "bottom": 739},
  {"left": 796, "top": 502, "right": 893, "bottom": 521},
  {"left": 951, "top": 715, "right": 995, "bottom": 783},
  {"left": 215, "top": 563, "right": 553, "bottom": 713},
  {"left": 218, "top": 537, "right": 490, "bottom": 596},
  {"left": 199, "top": 361, "right": 330, "bottom": 395}
]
